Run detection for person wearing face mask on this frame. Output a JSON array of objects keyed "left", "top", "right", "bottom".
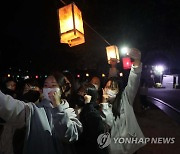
[
  {"left": 90, "top": 76, "right": 102, "bottom": 104},
  {"left": 103, "top": 86, "right": 118, "bottom": 103},
  {"left": 90, "top": 77, "right": 100, "bottom": 90},
  {"left": 11, "top": 79, "right": 42, "bottom": 154},
  {"left": 19, "top": 79, "right": 41, "bottom": 104},
  {"left": 0, "top": 71, "right": 83, "bottom": 154},
  {"left": 100, "top": 48, "right": 146, "bottom": 154}
]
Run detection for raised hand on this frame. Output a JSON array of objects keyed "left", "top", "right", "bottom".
[
  {"left": 84, "top": 94, "right": 92, "bottom": 104},
  {"left": 102, "top": 88, "right": 109, "bottom": 103},
  {"left": 127, "top": 48, "right": 141, "bottom": 67}
]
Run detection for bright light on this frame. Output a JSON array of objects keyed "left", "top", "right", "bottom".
[
  {"left": 155, "top": 65, "right": 164, "bottom": 74},
  {"left": 86, "top": 73, "right": 89, "bottom": 77},
  {"left": 102, "top": 74, "right": 105, "bottom": 77},
  {"left": 35, "top": 75, "right": 39, "bottom": 79},
  {"left": 122, "top": 57, "right": 132, "bottom": 69},
  {"left": 63, "top": 70, "right": 69, "bottom": 73},
  {"left": 151, "top": 74, "right": 154, "bottom": 78},
  {"left": 119, "top": 73, "right": 123, "bottom": 77},
  {"left": 24, "top": 76, "right": 29, "bottom": 79},
  {"left": 77, "top": 74, "right": 80, "bottom": 78},
  {"left": 121, "top": 47, "right": 129, "bottom": 55},
  {"left": 8, "top": 74, "right": 11, "bottom": 77},
  {"left": 45, "top": 75, "right": 48, "bottom": 78}
]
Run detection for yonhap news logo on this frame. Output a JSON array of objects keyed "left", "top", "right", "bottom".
[
  {"left": 113, "top": 137, "right": 175, "bottom": 144},
  {"left": 97, "top": 132, "right": 111, "bottom": 149},
  {"left": 97, "top": 133, "right": 176, "bottom": 149}
]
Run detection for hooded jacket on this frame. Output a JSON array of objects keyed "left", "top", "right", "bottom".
[
  {"left": 100, "top": 64, "right": 146, "bottom": 154},
  {"left": 0, "top": 93, "right": 83, "bottom": 154}
]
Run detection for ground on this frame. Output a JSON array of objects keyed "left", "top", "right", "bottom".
[{"left": 136, "top": 104, "right": 180, "bottom": 154}]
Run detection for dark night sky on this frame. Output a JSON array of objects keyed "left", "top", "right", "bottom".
[{"left": 0, "top": 0, "right": 180, "bottom": 74}]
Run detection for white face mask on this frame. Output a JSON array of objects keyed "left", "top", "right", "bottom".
[
  {"left": 43, "top": 88, "right": 60, "bottom": 101},
  {"left": 106, "top": 89, "right": 118, "bottom": 98}
]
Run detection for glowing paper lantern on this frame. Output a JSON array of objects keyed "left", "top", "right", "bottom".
[
  {"left": 59, "top": 3, "right": 85, "bottom": 47},
  {"left": 122, "top": 57, "right": 132, "bottom": 69},
  {"left": 106, "top": 45, "right": 120, "bottom": 64}
]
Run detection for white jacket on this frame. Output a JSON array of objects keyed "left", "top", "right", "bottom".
[
  {"left": 100, "top": 64, "right": 146, "bottom": 154},
  {"left": 0, "top": 94, "right": 83, "bottom": 154}
]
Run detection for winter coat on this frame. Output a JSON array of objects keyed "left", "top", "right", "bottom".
[
  {"left": 0, "top": 93, "right": 83, "bottom": 154},
  {"left": 76, "top": 102, "right": 109, "bottom": 154},
  {"left": 100, "top": 64, "right": 146, "bottom": 154}
]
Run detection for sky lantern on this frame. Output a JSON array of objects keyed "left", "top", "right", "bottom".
[
  {"left": 59, "top": 3, "right": 85, "bottom": 47},
  {"left": 106, "top": 45, "right": 120, "bottom": 64},
  {"left": 122, "top": 57, "right": 132, "bottom": 69}
]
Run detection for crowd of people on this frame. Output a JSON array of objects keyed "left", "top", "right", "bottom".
[{"left": 0, "top": 48, "right": 147, "bottom": 154}]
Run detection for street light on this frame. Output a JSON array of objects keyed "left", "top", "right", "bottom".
[
  {"left": 155, "top": 65, "right": 164, "bottom": 75},
  {"left": 154, "top": 65, "right": 165, "bottom": 85},
  {"left": 121, "top": 47, "right": 130, "bottom": 55}
]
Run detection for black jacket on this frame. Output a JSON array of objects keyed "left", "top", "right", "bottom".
[{"left": 75, "top": 102, "right": 109, "bottom": 154}]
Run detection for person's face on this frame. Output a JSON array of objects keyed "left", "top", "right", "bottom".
[
  {"left": 63, "top": 77, "right": 72, "bottom": 96},
  {"left": 6, "top": 81, "right": 16, "bottom": 91},
  {"left": 105, "top": 80, "right": 119, "bottom": 94},
  {"left": 43, "top": 76, "right": 59, "bottom": 88},
  {"left": 104, "top": 80, "right": 119, "bottom": 103},
  {"left": 78, "top": 88, "right": 87, "bottom": 97},
  {"left": 91, "top": 77, "right": 100, "bottom": 90}
]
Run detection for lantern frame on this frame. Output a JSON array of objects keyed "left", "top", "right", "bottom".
[
  {"left": 59, "top": 3, "right": 85, "bottom": 47},
  {"left": 106, "top": 45, "right": 120, "bottom": 64},
  {"left": 122, "top": 57, "right": 132, "bottom": 69}
]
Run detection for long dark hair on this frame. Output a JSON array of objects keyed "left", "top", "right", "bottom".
[
  {"left": 79, "top": 83, "right": 98, "bottom": 103},
  {"left": 75, "top": 83, "right": 98, "bottom": 108},
  {"left": 49, "top": 71, "right": 71, "bottom": 99},
  {"left": 104, "top": 77, "right": 125, "bottom": 119},
  {"left": 84, "top": 83, "right": 98, "bottom": 103}
]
